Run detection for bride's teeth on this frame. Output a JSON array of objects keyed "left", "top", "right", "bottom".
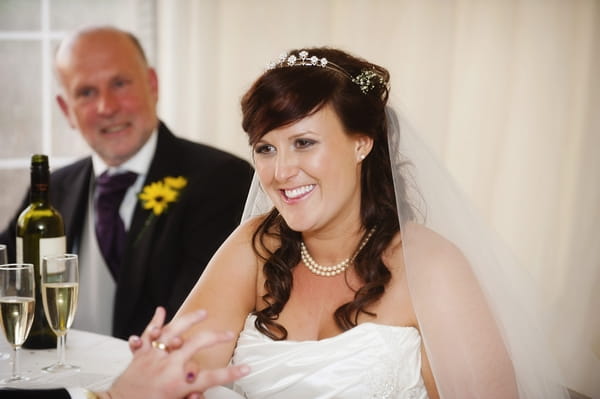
[{"left": 285, "top": 185, "right": 314, "bottom": 199}]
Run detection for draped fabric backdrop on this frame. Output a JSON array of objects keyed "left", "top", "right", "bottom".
[{"left": 155, "top": 0, "right": 599, "bottom": 397}]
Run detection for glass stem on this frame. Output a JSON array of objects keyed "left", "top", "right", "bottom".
[
  {"left": 12, "top": 346, "right": 20, "bottom": 378},
  {"left": 58, "top": 334, "right": 66, "bottom": 365}
]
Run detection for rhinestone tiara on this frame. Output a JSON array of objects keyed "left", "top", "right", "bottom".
[{"left": 266, "top": 50, "right": 386, "bottom": 95}]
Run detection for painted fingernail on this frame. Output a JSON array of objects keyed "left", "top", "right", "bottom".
[{"left": 186, "top": 372, "right": 195, "bottom": 382}]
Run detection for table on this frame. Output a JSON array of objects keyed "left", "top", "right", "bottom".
[
  {"left": 0, "top": 329, "right": 131, "bottom": 391},
  {"left": 0, "top": 330, "right": 245, "bottom": 398}
]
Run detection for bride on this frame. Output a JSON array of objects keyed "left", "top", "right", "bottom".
[{"left": 160, "top": 47, "right": 568, "bottom": 398}]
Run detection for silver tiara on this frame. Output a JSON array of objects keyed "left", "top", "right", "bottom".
[
  {"left": 267, "top": 50, "right": 329, "bottom": 69},
  {"left": 266, "top": 50, "right": 386, "bottom": 95}
]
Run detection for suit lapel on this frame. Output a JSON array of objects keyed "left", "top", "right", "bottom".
[
  {"left": 126, "top": 123, "right": 178, "bottom": 245},
  {"left": 54, "top": 159, "right": 92, "bottom": 253},
  {"left": 114, "top": 123, "right": 178, "bottom": 330}
]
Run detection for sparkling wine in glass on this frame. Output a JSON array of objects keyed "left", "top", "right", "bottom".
[
  {"left": 0, "top": 263, "right": 35, "bottom": 383},
  {"left": 41, "top": 254, "right": 79, "bottom": 372},
  {"left": 0, "top": 244, "right": 10, "bottom": 360}
]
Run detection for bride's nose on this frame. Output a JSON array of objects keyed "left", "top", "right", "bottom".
[{"left": 274, "top": 150, "right": 299, "bottom": 182}]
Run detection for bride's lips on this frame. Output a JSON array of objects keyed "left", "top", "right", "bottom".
[{"left": 281, "top": 184, "right": 315, "bottom": 202}]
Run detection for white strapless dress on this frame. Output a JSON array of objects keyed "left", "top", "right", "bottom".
[{"left": 229, "top": 315, "right": 429, "bottom": 399}]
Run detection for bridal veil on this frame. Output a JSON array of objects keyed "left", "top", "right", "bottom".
[{"left": 242, "top": 104, "right": 569, "bottom": 398}]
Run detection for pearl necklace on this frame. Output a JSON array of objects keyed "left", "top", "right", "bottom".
[{"left": 300, "top": 228, "right": 376, "bottom": 277}]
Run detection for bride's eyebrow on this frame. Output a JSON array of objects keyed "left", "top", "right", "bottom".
[{"left": 289, "top": 130, "right": 318, "bottom": 139}]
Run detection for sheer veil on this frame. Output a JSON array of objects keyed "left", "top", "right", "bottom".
[{"left": 241, "top": 105, "right": 570, "bottom": 398}]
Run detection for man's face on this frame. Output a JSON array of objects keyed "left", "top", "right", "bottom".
[{"left": 56, "top": 30, "right": 159, "bottom": 167}]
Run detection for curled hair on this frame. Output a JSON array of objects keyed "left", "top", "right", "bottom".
[{"left": 241, "top": 47, "right": 414, "bottom": 339}]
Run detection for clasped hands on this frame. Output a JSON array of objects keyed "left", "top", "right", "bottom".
[{"left": 104, "top": 307, "right": 249, "bottom": 399}]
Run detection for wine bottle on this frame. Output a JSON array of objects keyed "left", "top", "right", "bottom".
[{"left": 17, "top": 154, "right": 64, "bottom": 349}]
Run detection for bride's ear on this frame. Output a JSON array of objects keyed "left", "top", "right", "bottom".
[{"left": 355, "top": 135, "right": 374, "bottom": 162}]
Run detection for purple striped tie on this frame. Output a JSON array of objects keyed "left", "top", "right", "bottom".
[{"left": 94, "top": 171, "right": 138, "bottom": 279}]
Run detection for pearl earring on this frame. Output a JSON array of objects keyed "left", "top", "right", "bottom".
[{"left": 359, "top": 154, "right": 366, "bottom": 160}]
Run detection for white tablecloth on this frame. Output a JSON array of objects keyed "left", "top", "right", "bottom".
[{"left": 0, "top": 329, "right": 131, "bottom": 391}]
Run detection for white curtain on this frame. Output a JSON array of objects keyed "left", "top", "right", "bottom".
[{"left": 155, "top": 1, "right": 599, "bottom": 397}]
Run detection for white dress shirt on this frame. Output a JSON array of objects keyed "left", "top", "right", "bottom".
[{"left": 72, "top": 131, "right": 157, "bottom": 335}]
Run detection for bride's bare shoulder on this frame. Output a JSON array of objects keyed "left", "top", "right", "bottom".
[
  {"left": 405, "top": 222, "right": 462, "bottom": 253},
  {"left": 404, "top": 224, "right": 479, "bottom": 290},
  {"left": 226, "top": 215, "right": 280, "bottom": 256},
  {"left": 225, "top": 215, "right": 267, "bottom": 244},
  {"left": 386, "top": 222, "right": 469, "bottom": 273}
]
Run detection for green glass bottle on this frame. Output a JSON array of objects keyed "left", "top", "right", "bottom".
[{"left": 17, "top": 154, "right": 64, "bottom": 349}]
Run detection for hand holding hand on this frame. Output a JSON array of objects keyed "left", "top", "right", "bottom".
[{"left": 100, "top": 307, "right": 249, "bottom": 399}]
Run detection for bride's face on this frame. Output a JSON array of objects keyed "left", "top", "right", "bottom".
[{"left": 252, "top": 104, "right": 371, "bottom": 233}]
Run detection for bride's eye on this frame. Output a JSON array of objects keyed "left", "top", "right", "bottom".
[
  {"left": 254, "top": 143, "right": 275, "bottom": 155},
  {"left": 295, "top": 138, "right": 316, "bottom": 149}
]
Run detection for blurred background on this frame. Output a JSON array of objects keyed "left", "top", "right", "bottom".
[{"left": 0, "top": 1, "right": 598, "bottom": 396}]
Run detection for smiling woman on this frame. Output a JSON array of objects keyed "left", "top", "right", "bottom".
[
  {"left": 167, "top": 47, "right": 570, "bottom": 398},
  {"left": 154, "top": 4, "right": 599, "bottom": 393}
]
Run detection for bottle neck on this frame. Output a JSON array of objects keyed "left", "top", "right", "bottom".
[{"left": 30, "top": 166, "right": 50, "bottom": 205}]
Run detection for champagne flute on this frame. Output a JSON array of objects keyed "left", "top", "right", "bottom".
[
  {"left": 0, "top": 244, "right": 6, "bottom": 264},
  {"left": 0, "top": 245, "right": 10, "bottom": 360},
  {"left": 41, "top": 254, "right": 79, "bottom": 372},
  {"left": 0, "top": 263, "right": 35, "bottom": 383}
]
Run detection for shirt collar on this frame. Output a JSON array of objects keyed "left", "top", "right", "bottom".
[{"left": 92, "top": 129, "right": 158, "bottom": 177}]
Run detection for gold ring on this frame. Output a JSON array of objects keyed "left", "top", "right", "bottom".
[{"left": 151, "top": 340, "right": 169, "bottom": 352}]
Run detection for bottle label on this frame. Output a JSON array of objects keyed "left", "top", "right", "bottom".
[{"left": 17, "top": 236, "right": 67, "bottom": 264}]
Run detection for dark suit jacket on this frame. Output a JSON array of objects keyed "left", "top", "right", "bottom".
[
  {"left": 0, "top": 388, "right": 70, "bottom": 398},
  {"left": 0, "top": 122, "right": 253, "bottom": 339}
]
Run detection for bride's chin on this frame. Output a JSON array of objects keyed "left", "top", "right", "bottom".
[{"left": 280, "top": 217, "right": 311, "bottom": 233}]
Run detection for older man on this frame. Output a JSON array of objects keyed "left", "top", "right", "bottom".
[{"left": 0, "top": 26, "right": 253, "bottom": 339}]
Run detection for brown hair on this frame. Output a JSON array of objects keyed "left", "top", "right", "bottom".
[{"left": 241, "top": 47, "right": 413, "bottom": 339}]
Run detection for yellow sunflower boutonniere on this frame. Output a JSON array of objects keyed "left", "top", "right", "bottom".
[{"left": 135, "top": 176, "right": 188, "bottom": 244}]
